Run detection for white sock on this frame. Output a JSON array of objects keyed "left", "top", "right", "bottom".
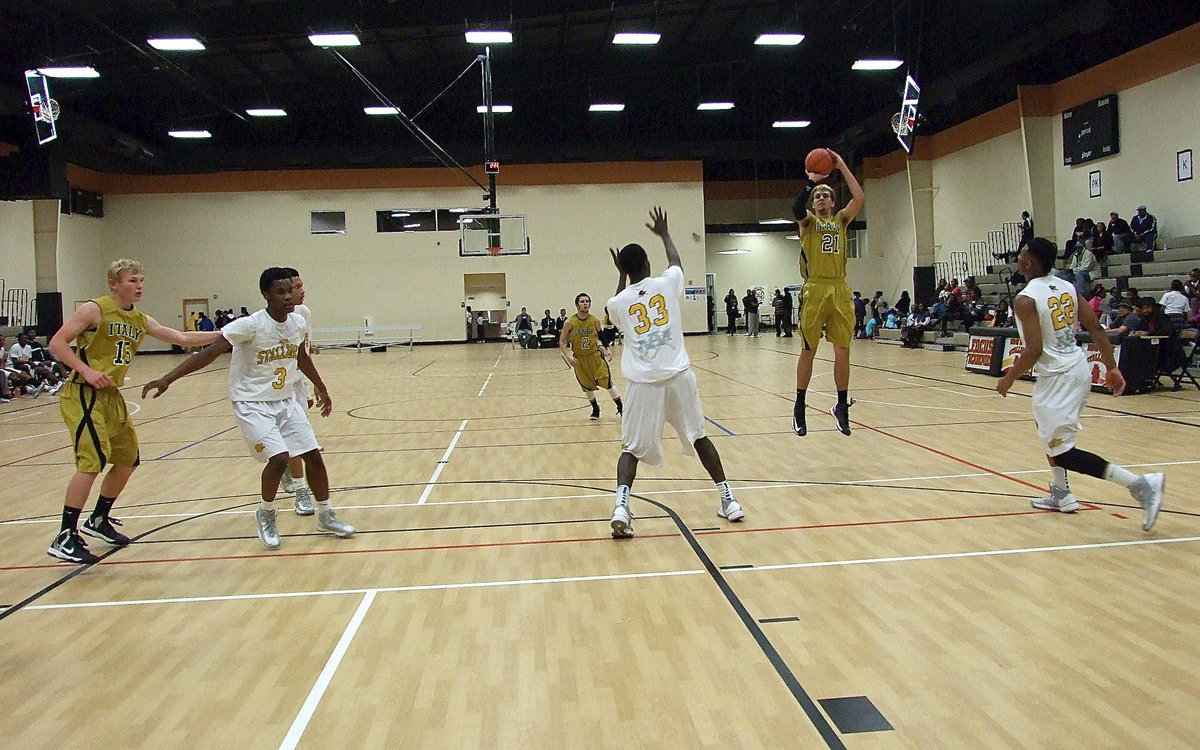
[
  {"left": 1103, "top": 464, "right": 1140, "bottom": 488},
  {"left": 715, "top": 480, "right": 733, "bottom": 501},
  {"left": 1050, "top": 467, "right": 1070, "bottom": 492},
  {"left": 608, "top": 388, "right": 620, "bottom": 399},
  {"left": 616, "top": 485, "right": 630, "bottom": 507},
  {"left": 294, "top": 477, "right": 309, "bottom": 490},
  {"left": 259, "top": 499, "right": 275, "bottom": 512},
  {"left": 316, "top": 500, "right": 330, "bottom": 511}
]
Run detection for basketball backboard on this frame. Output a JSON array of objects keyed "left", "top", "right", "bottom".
[
  {"left": 458, "top": 214, "right": 530, "bottom": 256},
  {"left": 896, "top": 75, "right": 920, "bottom": 154},
  {"left": 24, "top": 70, "right": 56, "bottom": 145}
]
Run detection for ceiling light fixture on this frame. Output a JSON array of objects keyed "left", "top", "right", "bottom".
[
  {"left": 589, "top": 103, "right": 625, "bottom": 112},
  {"left": 729, "top": 232, "right": 765, "bottom": 237},
  {"left": 168, "top": 129, "right": 211, "bottom": 138},
  {"left": 465, "top": 30, "right": 513, "bottom": 44},
  {"left": 697, "top": 102, "right": 735, "bottom": 111},
  {"left": 476, "top": 104, "right": 513, "bottom": 113},
  {"left": 246, "top": 108, "right": 287, "bottom": 117},
  {"left": 759, "top": 218, "right": 792, "bottom": 224},
  {"left": 364, "top": 106, "right": 399, "bottom": 115},
  {"left": 772, "top": 120, "right": 811, "bottom": 128},
  {"left": 785, "top": 235, "right": 800, "bottom": 240},
  {"left": 852, "top": 58, "right": 904, "bottom": 70},
  {"left": 308, "top": 33, "right": 360, "bottom": 47},
  {"left": 38, "top": 66, "right": 100, "bottom": 78},
  {"left": 147, "top": 38, "right": 205, "bottom": 51},
  {"left": 717, "top": 249, "right": 751, "bottom": 255},
  {"left": 613, "top": 32, "right": 660, "bottom": 45},
  {"left": 755, "top": 33, "right": 805, "bottom": 46}
]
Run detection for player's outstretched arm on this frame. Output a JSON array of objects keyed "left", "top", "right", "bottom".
[
  {"left": 646, "top": 206, "right": 681, "bottom": 270},
  {"left": 48, "top": 301, "right": 113, "bottom": 389},
  {"left": 142, "top": 337, "right": 232, "bottom": 399},
  {"left": 145, "top": 316, "right": 223, "bottom": 348},
  {"left": 297, "top": 344, "right": 332, "bottom": 416},
  {"left": 830, "top": 150, "right": 865, "bottom": 223},
  {"left": 995, "top": 297, "right": 1042, "bottom": 396},
  {"left": 609, "top": 246, "right": 627, "bottom": 296}
]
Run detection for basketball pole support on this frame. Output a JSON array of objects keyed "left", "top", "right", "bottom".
[{"left": 480, "top": 47, "right": 498, "bottom": 215}]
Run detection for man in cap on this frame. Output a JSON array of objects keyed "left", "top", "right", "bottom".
[{"left": 1130, "top": 205, "right": 1157, "bottom": 253}]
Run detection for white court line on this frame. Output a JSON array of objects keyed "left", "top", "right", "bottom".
[
  {"left": 417, "top": 419, "right": 467, "bottom": 504},
  {"left": 0, "top": 430, "right": 60, "bottom": 444},
  {"left": 493, "top": 353, "right": 503, "bottom": 368},
  {"left": 810, "top": 390, "right": 1025, "bottom": 415},
  {"left": 23, "top": 536, "right": 1200, "bottom": 613},
  {"left": 887, "top": 377, "right": 1001, "bottom": 399},
  {"left": 279, "top": 590, "right": 376, "bottom": 750},
  {"left": 7, "top": 459, "right": 1200, "bottom": 527},
  {"left": 476, "top": 373, "right": 493, "bottom": 397}
]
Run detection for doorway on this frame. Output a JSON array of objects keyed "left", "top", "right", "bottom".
[{"left": 463, "top": 273, "right": 507, "bottom": 341}]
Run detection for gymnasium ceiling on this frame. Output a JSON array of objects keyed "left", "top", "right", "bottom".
[{"left": 0, "top": 0, "right": 1197, "bottom": 181}]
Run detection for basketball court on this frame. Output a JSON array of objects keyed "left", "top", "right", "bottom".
[{"left": 1, "top": 336, "right": 1197, "bottom": 748}]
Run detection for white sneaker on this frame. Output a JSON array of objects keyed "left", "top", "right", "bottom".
[
  {"left": 717, "top": 497, "right": 745, "bottom": 522},
  {"left": 293, "top": 485, "right": 314, "bottom": 516},
  {"left": 610, "top": 504, "right": 634, "bottom": 538},
  {"left": 1031, "top": 486, "right": 1079, "bottom": 513},
  {"left": 255, "top": 507, "right": 281, "bottom": 549},
  {"left": 1132, "top": 473, "right": 1165, "bottom": 531},
  {"left": 29, "top": 382, "right": 46, "bottom": 398},
  {"left": 316, "top": 508, "right": 355, "bottom": 538},
  {"left": 280, "top": 466, "right": 296, "bottom": 494},
  {"left": 48, "top": 381, "right": 63, "bottom": 395}
]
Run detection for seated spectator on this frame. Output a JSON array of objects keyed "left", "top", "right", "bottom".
[
  {"left": 962, "top": 288, "right": 989, "bottom": 331},
  {"left": 598, "top": 310, "right": 620, "bottom": 348},
  {"left": 1089, "top": 287, "right": 1107, "bottom": 318},
  {"left": 1122, "top": 287, "right": 1140, "bottom": 311},
  {"left": 513, "top": 306, "right": 535, "bottom": 348},
  {"left": 1106, "top": 286, "right": 1123, "bottom": 314},
  {"left": 1091, "top": 220, "right": 1113, "bottom": 263},
  {"left": 1182, "top": 269, "right": 1200, "bottom": 314},
  {"left": 1105, "top": 301, "right": 1137, "bottom": 334},
  {"left": 1130, "top": 298, "right": 1175, "bottom": 338},
  {"left": 1130, "top": 205, "right": 1157, "bottom": 252},
  {"left": 990, "top": 299, "right": 1012, "bottom": 328},
  {"left": 3, "top": 333, "right": 47, "bottom": 397},
  {"left": 1161, "top": 280, "right": 1190, "bottom": 322},
  {"left": 864, "top": 315, "right": 879, "bottom": 339},
  {"left": 937, "top": 292, "right": 964, "bottom": 336},
  {"left": 555, "top": 308, "right": 568, "bottom": 334},
  {"left": 1056, "top": 241, "right": 1098, "bottom": 298},
  {"left": 27, "top": 336, "right": 69, "bottom": 392},
  {"left": 895, "top": 290, "right": 911, "bottom": 318},
  {"left": 197, "top": 312, "right": 215, "bottom": 332},
  {"left": 539, "top": 309, "right": 556, "bottom": 335},
  {"left": 901, "top": 303, "right": 933, "bottom": 348},
  {"left": 536, "top": 312, "right": 558, "bottom": 349},
  {"left": 1108, "top": 212, "right": 1133, "bottom": 254}
]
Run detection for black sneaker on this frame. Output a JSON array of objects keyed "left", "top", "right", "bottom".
[
  {"left": 81, "top": 515, "right": 131, "bottom": 546},
  {"left": 590, "top": 402, "right": 601, "bottom": 420},
  {"left": 47, "top": 529, "right": 101, "bottom": 564},
  {"left": 830, "top": 399, "right": 854, "bottom": 436},
  {"left": 792, "top": 402, "right": 807, "bottom": 436}
]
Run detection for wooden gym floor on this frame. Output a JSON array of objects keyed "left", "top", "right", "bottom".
[{"left": 1, "top": 334, "right": 1198, "bottom": 749}]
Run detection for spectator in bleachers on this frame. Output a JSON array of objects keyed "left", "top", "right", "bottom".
[
  {"left": 1130, "top": 298, "right": 1175, "bottom": 338},
  {"left": 1020, "top": 211, "right": 1034, "bottom": 248},
  {"left": 1107, "top": 286, "right": 1123, "bottom": 314},
  {"left": 1057, "top": 241, "right": 1099, "bottom": 298},
  {"left": 1108, "top": 212, "right": 1133, "bottom": 254},
  {"left": 1161, "top": 280, "right": 1190, "bottom": 322},
  {"left": 962, "top": 288, "right": 989, "bottom": 331},
  {"left": 1091, "top": 220, "right": 1113, "bottom": 263},
  {"left": 901, "top": 303, "right": 933, "bottom": 348},
  {"left": 991, "top": 299, "right": 1012, "bottom": 328},
  {"left": 1123, "top": 287, "right": 1140, "bottom": 308},
  {"left": 1130, "top": 205, "right": 1157, "bottom": 252},
  {"left": 1183, "top": 268, "right": 1200, "bottom": 313},
  {"left": 1105, "top": 300, "right": 1136, "bottom": 334},
  {"left": 555, "top": 308, "right": 569, "bottom": 334},
  {"left": 1089, "top": 287, "right": 1107, "bottom": 318},
  {"left": 937, "top": 290, "right": 964, "bottom": 336},
  {"left": 539, "top": 308, "right": 556, "bottom": 334},
  {"left": 1063, "top": 217, "right": 1088, "bottom": 258},
  {"left": 895, "top": 290, "right": 911, "bottom": 318},
  {"left": 513, "top": 306, "right": 535, "bottom": 348}
]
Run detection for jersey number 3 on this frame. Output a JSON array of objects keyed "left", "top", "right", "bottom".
[
  {"left": 629, "top": 294, "right": 669, "bottom": 334},
  {"left": 271, "top": 367, "right": 287, "bottom": 390}
]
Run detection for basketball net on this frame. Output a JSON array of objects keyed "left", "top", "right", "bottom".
[
  {"left": 890, "top": 112, "right": 910, "bottom": 136},
  {"left": 487, "top": 246, "right": 502, "bottom": 257}
]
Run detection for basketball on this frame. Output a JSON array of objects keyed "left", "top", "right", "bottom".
[{"left": 805, "top": 148, "right": 834, "bottom": 175}]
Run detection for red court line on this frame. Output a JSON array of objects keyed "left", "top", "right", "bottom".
[
  {"left": 691, "top": 363, "right": 1046, "bottom": 492},
  {"left": 0, "top": 504, "right": 1093, "bottom": 572},
  {"left": 0, "top": 397, "right": 226, "bottom": 469}
]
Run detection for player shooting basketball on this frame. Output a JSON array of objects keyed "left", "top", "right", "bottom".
[{"left": 790, "top": 149, "right": 865, "bottom": 437}]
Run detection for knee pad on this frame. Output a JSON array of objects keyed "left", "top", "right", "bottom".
[{"left": 1053, "top": 448, "right": 1108, "bottom": 479}]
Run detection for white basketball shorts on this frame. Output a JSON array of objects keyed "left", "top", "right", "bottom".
[
  {"left": 1031, "top": 357, "right": 1090, "bottom": 457},
  {"left": 620, "top": 368, "right": 707, "bottom": 467},
  {"left": 233, "top": 398, "right": 320, "bottom": 462}
]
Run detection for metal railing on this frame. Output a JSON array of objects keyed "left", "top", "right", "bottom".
[
  {"left": 933, "top": 261, "right": 950, "bottom": 284},
  {"left": 0, "top": 287, "right": 34, "bottom": 328}
]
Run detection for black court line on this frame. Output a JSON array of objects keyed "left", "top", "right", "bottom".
[
  {"left": 759, "top": 616, "right": 801, "bottom": 624},
  {"left": 704, "top": 416, "right": 736, "bottom": 435},
  {"left": 154, "top": 425, "right": 238, "bottom": 460},
  {"left": 720, "top": 564, "right": 754, "bottom": 570},
  {"left": 638, "top": 492, "right": 846, "bottom": 749}
]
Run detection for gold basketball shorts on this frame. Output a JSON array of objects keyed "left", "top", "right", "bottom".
[{"left": 59, "top": 381, "right": 140, "bottom": 473}]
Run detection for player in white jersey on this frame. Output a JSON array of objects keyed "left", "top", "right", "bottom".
[
  {"left": 143, "top": 267, "right": 354, "bottom": 549},
  {"left": 604, "top": 207, "right": 744, "bottom": 538},
  {"left": 278, "top": 267, "right": 317, "bottom": 515},
  {"left": 997, "top": 239, "right": 1164, "bottom": 530}
]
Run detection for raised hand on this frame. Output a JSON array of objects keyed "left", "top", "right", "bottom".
[
  {"left": 645, "top": 206, "right": 668, "bottom": 237},
  {"left": 609, "top": 246, "right": 621, "bottom": 271}
]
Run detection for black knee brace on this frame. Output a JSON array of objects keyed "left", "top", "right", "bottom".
[{"left": 1052, "top": 448, "right": 1109, "bottom": 479}]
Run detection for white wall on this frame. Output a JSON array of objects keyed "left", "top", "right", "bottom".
[
  {"left": 1053, "top": 63, "right": 1200, "bottom": 242},
  {"left": 0, "top": 201, "right": 36, "bottom": 319},
  {"left": 931, "top": 129, "right": 1029, "bottom": 259},
  {"left": 56, "top": 180, "right": 706, "bottom": 349}
]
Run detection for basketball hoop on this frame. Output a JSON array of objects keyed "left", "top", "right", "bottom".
[
  {"left": 487, "top": 246, "right": 502, "bottom": 257},
  {"left": 46, "top": 98, "right": 60, "bottom": 121},
  {"left": 890, "top": 111, "right": 909, "bottom": 136}
]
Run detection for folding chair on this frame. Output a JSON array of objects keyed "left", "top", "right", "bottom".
[{"left": 1159, "top": 328, "right": 1200, "bottom": 391}]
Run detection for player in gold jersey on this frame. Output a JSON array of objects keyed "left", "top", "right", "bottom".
[
  {"left": 791, "top": 149, "right": 865, "bottom": 437},
  {"left": 45, "top": 259, "right": 222, "bottom": 564},
  {"left": 559, "top": 292, "right": 623, "bottom": 420}
]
